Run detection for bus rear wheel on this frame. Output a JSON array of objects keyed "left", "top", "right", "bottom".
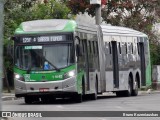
[
  {"left": 131, "top": 78, "right": 138, "bottom": 96},
  {"left": 125, "top": 76, "right": 132, "bottom": 97}
]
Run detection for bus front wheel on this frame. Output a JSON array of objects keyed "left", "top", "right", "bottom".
[{"left": 24, "top": 96, "right": 33, "bottom": 104}]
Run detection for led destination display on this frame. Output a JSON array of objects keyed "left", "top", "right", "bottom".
[{"left": 18, "top": 34, "right": 73, "bottom": 44}]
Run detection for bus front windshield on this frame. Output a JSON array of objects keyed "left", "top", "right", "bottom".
[{"left": 15, "top": 44, "right": 75, "bottom": 71}]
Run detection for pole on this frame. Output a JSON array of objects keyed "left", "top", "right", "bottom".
[
  {"left": 95, "top": 4, "right": 101, "bottom": 25},
  {"left": 0, "top": 0, "right": 4, "bottom": 112}
]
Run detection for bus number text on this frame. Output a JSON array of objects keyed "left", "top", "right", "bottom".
[{"left": 23, "top": 38, "right": 31, "bottom": 43}]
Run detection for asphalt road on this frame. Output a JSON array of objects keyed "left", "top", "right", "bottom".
[{"left": 2, "top": 92, "right": 160, "bottom": 120}]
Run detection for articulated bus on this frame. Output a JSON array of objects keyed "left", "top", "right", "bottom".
[{"left": 12, "top": 19, "right": 151, "bottom": 103}]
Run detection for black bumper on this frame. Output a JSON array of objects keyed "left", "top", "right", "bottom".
[{"left": 15, "top": 91, "right": 78, "bottom": 98}]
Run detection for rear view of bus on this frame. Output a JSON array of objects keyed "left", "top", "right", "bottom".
[{"left": 12, "top": 19, "right": 82, "bottom": 103}]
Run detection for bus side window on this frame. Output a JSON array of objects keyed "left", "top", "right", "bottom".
[
  {"left": 87, "top": 41, "right": 91, "bottom": 55},
  {"left": 144, "top": 38, "right": 148, "bottom": 54},
  {"left": 95, "top": 41, "right": 99, "bottom": 55},
  {"left": 131, "top": 43, "right": 133, "bottom": 54},
  {"left": 89, "top": 41, "right": 92, "bottom": 54},
  {"left": 94, "top": 41, "right": 96, "bottom": 55},
  {"left": 125, "top": 43, "right": 128, "bottom": 54},
  {"left": 109, "top": 42, "right": 112, "bottom": 54},
  {"left": 93, "top": 41, "right": 95, "bottom": 55},
  {"left": 90, "top": 41, "right": 93, "bottom": 55},
  {"left": 82, "top": 40, "right": 84, "bottom": 54},
  {"left": 104, "top": 42, "right": 108, "bottom": 54},
  {"left": 128, "top": 43, "right": 133, "bottom": 54},
  {"left": 79, "top": 40, "right": 83, "bottom": 55},
  {"left": 118, "top": 42, "right": 121, "bottom": 54},
  {"left": 93, "top": 41, "right": 96, "bottom": 54},
  {"left": 137, "top": 43, "right": 139, "bottom": 55}
]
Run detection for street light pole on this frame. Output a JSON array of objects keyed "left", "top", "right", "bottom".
[
  {"left": 90, "top": 0, "right": 102, "bottom": 25},
  {"left": 95, "top": 4, "right": 101, "bottom": 25},
  {"left": 0, "top": 0, "right": 4, "bottom": 112}
]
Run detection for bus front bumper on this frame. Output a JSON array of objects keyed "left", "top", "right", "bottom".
[
  {"left": 15, "top": 91, "right": 78, "bottom": 98},
  {"left": 15, "top": 76, "right": 78, "bottom": 98}
]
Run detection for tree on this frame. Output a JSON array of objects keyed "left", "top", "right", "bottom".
[
  {"left": 67, "top": 0, "right": 160, "bottom": 65},
  {"left": 3, "top": 0, "right": 71, "bottom": 89},
  {"left": 68, "top": 0, "right": 160, "bottom": 30},
  {"left": 4, "top": 0, "right": 71, "bottom": 41}
]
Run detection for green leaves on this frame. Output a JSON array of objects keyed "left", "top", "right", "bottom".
[
  {"left": 4, "top": 0, "right": 71, "bottom": 38},
  {"left": 4, "top": 0, "right": 72, "bottom": 71},
  {"left": 67, "top": 0, "right": 160, "bottom": 65}
]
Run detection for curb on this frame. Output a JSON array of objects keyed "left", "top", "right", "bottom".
[
  {"left": 139, "top": 90, "right": 160, "bottom": 95},
  {"left": 2, "top": 96, "right": 22, "bottom": 101}
]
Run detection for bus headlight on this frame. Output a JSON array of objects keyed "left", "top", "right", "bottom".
[
  {"left": 14, "top": 73, "right": 25, "bottom": 81},
  {"left": 64, "top": 70, "right": 75, "bottom": 79},
  {"left": 15, "top": 74, "right": 20, "bottom": 79}
]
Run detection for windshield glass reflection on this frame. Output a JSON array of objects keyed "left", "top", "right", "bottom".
[{"left": 15, "top": 44, "right": 75, "bottom": 70}]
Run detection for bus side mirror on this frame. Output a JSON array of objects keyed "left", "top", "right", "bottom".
[{"left": 76, "top": 44, "right": 83, "bottom": 57}]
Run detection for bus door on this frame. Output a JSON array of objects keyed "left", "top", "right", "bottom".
[
  {"left": 83, "top": 40, "right": 90, "bottom": 91},
  {"left": 139, "top": 42, "right": 146, "bottom": 86},
  {"left": 111, "top": 41, "right": 119, "bottom": 88}
]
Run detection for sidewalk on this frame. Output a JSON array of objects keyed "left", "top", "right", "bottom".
[
  {"left": 139, "top": 90, "right": 160, "bottom": 95},
  {"left": 2, "top": 90, "right": 160, "bottom": 101},
  {"left": 2, "top": 90, "right": 21, "bottom": 101}
]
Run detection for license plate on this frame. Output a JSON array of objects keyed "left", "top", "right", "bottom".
[{"left": 39, "top": 88, "right": 49, "bottom": 92}]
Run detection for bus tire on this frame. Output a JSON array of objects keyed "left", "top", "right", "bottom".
[
  {"left": 75, "top": 94, "right": 82, "bottom": 103},
  {"left": 125, "top": 75, "right": 132, "bottom": 97},
  {"left": 24, "top": 96, "right": 33, "bottom": 104},
  {"left": 131, "top": 78, "right": 138, "bottom": 96}
]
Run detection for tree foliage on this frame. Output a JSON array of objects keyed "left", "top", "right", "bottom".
[
  {"left": 68, "top": 0, "right": 160, "bottom": 30},
  {"left": 4, "top": 0, "right": 71, "bottom": 75},
  {"left": 67, "top": 0, "right": 160, "bottom": 65},
  {"left": 4, "top": 0, "right": 71, "bottom": 42}
]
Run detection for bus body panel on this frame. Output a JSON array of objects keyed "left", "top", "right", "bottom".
[
  {"left": 99, "top": 25, "right": 151, "bottom": 92},
  {"left": 13, "top": 19, "right": 151, "bottom": 102},
  {"left": 15, "top": 76, "right": 77, "bottom": 97},
  {"left": 76, "top": 24, "right": 101, "bottom": 94}
]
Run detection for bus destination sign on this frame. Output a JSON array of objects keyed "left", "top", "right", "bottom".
[{"left": 20, "top": 35, "right": 68, "bottom": 44}]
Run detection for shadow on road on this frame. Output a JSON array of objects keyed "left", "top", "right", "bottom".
[
  {"left": 97, "top": 95, "right": 117, "bottom": 100},
  {"left": 19, "top": 94, "right": 120, "bottom": 105},
  {"left": 19, "top": 91, "right": 153, "bottom": 105}
]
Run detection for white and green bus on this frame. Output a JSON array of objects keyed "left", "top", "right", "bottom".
[{"left": 12, "top": 19, "right": 151, "bottom": 104}]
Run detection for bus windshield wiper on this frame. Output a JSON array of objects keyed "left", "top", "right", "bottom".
[
  {"left": 43, "top": 57, "right": 60, "bottom": 72},
  {"left": 33, "top": 51, "right": 60, "bottom": 72},
  {"left": 27, "top": 64, "right": 32, "bottom": 74}
]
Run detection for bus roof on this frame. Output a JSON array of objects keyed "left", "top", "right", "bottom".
[
  {"left": 100, "top": 25, "right": 148, "bottom": 37},
  {"left": 15, "top": 19, "right": 147, "bottom": 38},
  {"left": 15, "top": 19, "right": 77, "bottom": 34}
]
